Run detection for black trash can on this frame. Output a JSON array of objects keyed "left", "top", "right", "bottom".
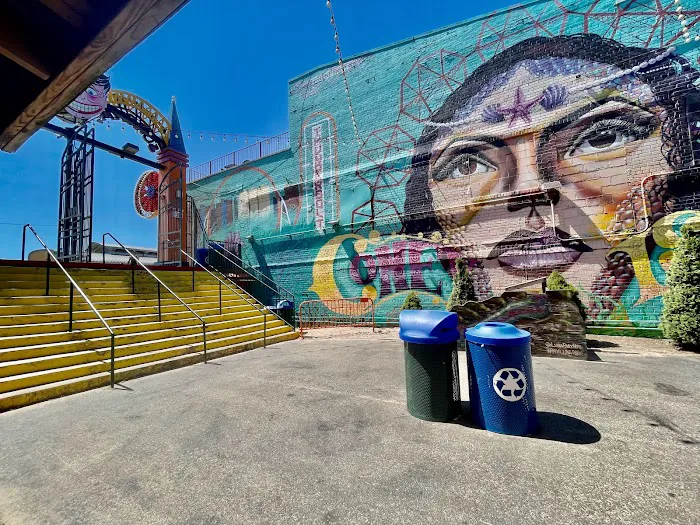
[{"left": 399, "top": 310, "right": 461, "bottom": 422}]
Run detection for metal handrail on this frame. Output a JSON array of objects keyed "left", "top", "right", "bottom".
[
  {"left": 206, "top": 244, "right": 296, "bottom": 329},
  {"left": 21, "top": 224, "right": 117, "bottom": 387},
  {"left": 207, "top": 241, "right": 297, "bottom": 302},
  {"left": 102, "top": 233, "right": 208, "bottom": 363},
  {"left": 180, "top": 250, "right": 270, "bottom": 347}
]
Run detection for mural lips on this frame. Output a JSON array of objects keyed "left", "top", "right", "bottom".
[{"left": 488, "top": 228, "right": 592, "bottom": 272}]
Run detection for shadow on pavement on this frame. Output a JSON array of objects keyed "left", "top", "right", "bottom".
[
  {"left": 533, "top": 411, "right": 601, "bottom": 444},
  {"left": 454, "top": 404, "right": 601, "bottom": 444}
]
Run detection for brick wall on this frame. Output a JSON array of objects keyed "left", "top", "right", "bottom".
[{"left": 189, "top": 0, "right": 700, "bottom": 330}]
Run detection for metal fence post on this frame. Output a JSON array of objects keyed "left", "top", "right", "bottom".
[
  {"left": 110, "top": 334, "right": 115, "bottom": 388},
  {"left": 219, "top": 281, "right": 222, "bottom": 315},
  {"left": 203, "top": 327, "right": 207, "bottom": 363},
  {"left": 157, "top": 282, "right": 161, "bottom": 322},
  {"left": 69, "top": 283, "right": 74, "bottom": 331},
  {"left": 131, "top": 258, "right": 135, "bottom": 294},
  {"left": 263, "top": 312, "right": 267, "bottom": 348},
  {"left": 45, "top": 253, "right": 50, "bottom": 296}
]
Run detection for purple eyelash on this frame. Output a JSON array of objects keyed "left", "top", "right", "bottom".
[{"left": 540, "top": 85, "right": 568, "bottom": 110}]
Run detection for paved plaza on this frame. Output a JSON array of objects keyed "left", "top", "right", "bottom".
[{"left": 0, "top": 331, "right": 698, "bottom": 525}]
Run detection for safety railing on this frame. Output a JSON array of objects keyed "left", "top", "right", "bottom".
[
  {"left": 298, "top": 297, "right": 375, "bottom": 338},
  {"left": 208, "top": 240, "right": 296, "bottom": 299},
  {"left": 180, "top": 249, "right": 272, "bottom": 346},
  {"left": 21, "top": 224, "right": 117, "bottom": 387},
  {"left": 188, "top": 131, "right": 291, "bottom": 182},
  {"left": 206, "top": 243, "right": 297, "bottom": 329},
  {"left": 102, "top": 233, "right": 208, "bottom": 362}
]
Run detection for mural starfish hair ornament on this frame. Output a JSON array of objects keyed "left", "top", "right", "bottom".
[{"left": 495, "top": 87, "right": 543, "bottom": 127}]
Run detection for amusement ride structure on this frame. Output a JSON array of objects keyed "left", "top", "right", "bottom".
[{"left": 45, "top": 75, "right": 193, "bottom": 265}]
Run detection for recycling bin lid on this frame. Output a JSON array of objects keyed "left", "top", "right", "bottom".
[
  {"left": 465, "top": 322, "right": 530, "bottom": 346},
  {"left": 399, "top": 310, "right": 460, "bottom": 344}
]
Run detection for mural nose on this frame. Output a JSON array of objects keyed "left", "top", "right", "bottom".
[{"left": 526, "top": 207, "right": 546, "bottom": 231}]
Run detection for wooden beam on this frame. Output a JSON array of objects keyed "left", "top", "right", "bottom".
[
  {"left": 40, "top": 0, "right": 90, "bottom": 28},
  {"left": 0, "top": 17, "right": 51, "bottom": 80},
  {"left": 0, "top": 0, "right": 190, "bottom": 152}
]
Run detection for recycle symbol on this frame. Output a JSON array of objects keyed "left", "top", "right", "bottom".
[{"left": 493, "top": 368, "right": 527, "bottom": 402}]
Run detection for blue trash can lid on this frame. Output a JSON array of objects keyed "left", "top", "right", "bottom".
[
  {"left": 465, "top": 322, "right": 530, "bottom": 346},
  {"left": 399, "top": 310, "right": 460, "bottom": 344}
]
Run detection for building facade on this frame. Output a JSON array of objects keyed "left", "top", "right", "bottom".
[{"left": 189, "top": 0, "right": 700, "bottom": 332}]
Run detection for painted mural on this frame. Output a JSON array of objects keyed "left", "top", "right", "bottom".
[{"left": 189, "top": 0, "right": 700, "bottom": 329}]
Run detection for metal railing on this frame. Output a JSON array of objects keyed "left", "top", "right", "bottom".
[
  {"left": 21, "top": 224, "right": 117, "bottom": 387},
  {"left": 208, "top": 240, "right": 296, "bottom": 300},
  {"left": 102, "top": 233, "right": 208, "bottom": 362},
  {"left": 187, "top": 131, "right": 291, "bottom": 182},
  {"left": 180, "top": 250, "right": 271, "bottom": 347},
  {"left": 206, "top": 242, "right": 297, "bottom": 329},
  {"left": 298, "top": 297, "right": 375, "bottom": 338}
]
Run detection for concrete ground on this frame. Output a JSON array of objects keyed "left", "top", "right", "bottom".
[{"left": 0, "top": 332, "right": 699, "bottom": 525}]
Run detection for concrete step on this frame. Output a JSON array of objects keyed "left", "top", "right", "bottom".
[
  {"left": 0, "top": 298, "right": 257, "bottom": 327},
  {"left": 0, "top": 285, "right": 256, "bottom": 307},
  {"left": 0, "top": 317, "right": 289, "bottom": 382},
  {"left": 0, "top": 303, "right": 270, "bottom": 337},
  {"left": 0, "top": 310, "right": 278, "bottom": 352},
  {"left": 0, "top": 330, "right": 299, "bottom": 412}
]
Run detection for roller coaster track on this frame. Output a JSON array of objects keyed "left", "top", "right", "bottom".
[{"left": 105, "top": 90, "right": 171, "bottom": 151}]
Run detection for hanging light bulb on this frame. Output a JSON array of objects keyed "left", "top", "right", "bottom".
[
  {"left": 175, "top": 133, "right": 179, "bottom": 139},
  {"left": 188, "top": 133, "right": 191, "bottom": 139},
  {"left": 223, "top": 135, "right": 227, "bottom": 142},
  {"left": 326, "top": 0, "right": 331, "bottom": 6},
  {"left": 121, "top": 125, "right": 125, "bottom": 132},
  {"left": 234, "top": 137, "right": 238, "bottom": 143},
  {"left": 245, "top": 137, "right": 248, "bottom": 143},
  {"left": 200, "top": 133, "right": 203, "bottom": 140},
  {"left": 330, "top": 16, "right": 334, "bottom": 25}
]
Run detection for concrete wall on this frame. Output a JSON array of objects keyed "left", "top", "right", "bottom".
[{"left": 189, "top": 0, "right": 700, "bottom": 331}]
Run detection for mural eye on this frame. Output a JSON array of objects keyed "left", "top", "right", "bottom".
[
  {"left": 565, "top": 118, "right": 653, "bottom": 158},
  {"left": 86, "top": 88, "right": 97, "bottom": 97},
  {"left": 434, "top": 153, "right": 496, "bottom": 182}
]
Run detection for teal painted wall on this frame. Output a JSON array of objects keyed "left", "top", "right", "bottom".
[{"left": 190, "top": 0, "right": 700, "bottom": 328}]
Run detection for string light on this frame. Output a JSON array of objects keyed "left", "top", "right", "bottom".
[{"left": 326, "top": 0, "right": 362, "bottom": 145}]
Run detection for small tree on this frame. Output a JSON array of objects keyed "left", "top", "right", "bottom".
[
  {"left": 661, "top": 224, "right": 700, "bottom": 350},
  {"left": 447, "top": 258, "right": 477, "bottom": 311},
  {"left": 402, "top": 291, "right": 423, "bottom": 310},
  {"left": 546, "top": 270, "right": 587, "bottom": 320}
]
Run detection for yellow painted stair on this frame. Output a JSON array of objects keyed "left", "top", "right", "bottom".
[{"left": 0, "top": 264, "right": 298, "bottom": 411}]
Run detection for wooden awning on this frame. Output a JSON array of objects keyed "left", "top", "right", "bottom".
[{"left": 0, "top": 0, "right": 189, "bottom": 153}]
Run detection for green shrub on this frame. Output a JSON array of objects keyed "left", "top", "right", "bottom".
[
  {"left": 447, "top": 258, "right": 476, "bottom": 311},
  {"left": 661, "top": 224, "right": 700, "bottom": 350},
  {"left": 546, "top": 270, "right": 573, "bottom": 291},
  {"left": 546, "top": 270, "right": 587, "bottom": 320},
  {"left": 402, "top": 291, "right": 423, "bottom": 311}
]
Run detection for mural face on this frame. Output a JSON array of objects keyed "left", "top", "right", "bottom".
[
  {"left": 57, "top": 74, "right": 111, "bottom": 124},
  {"left": 189, "top": 1, "right": 700, "bottom": 329}
]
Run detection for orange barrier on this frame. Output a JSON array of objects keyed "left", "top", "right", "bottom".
[{"left": 299, "top": 297, "right": 375, "bottom": 338}]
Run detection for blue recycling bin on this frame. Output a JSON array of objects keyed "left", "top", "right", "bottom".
[
  {"left": 195, "top": 248, "right": 209, "bottom": 267},
  {"left": 465, "top": 322, "right": 538, "bottom": 436},
  {"left": 399, "top": 310, "right": 461, "bottom": 422}
]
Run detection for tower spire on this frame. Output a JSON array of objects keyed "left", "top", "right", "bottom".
[{"left": 167, "top": 96, "right": 186, "bottom": 153}]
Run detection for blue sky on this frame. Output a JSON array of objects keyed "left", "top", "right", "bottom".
[{"left": 0, "top": 0, "right": 516, "bottom": 259}]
